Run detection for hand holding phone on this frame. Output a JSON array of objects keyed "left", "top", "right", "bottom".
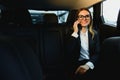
[{"left": 73, "top": 20, "right": 80, "bottom": 33}]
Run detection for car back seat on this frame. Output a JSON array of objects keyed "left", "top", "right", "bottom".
[{"left": 39, "top": 13, "right": 67, "bottom": 80}]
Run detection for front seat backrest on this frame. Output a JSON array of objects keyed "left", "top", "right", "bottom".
[{"left": 99, "top": 36, "right": 120, "bottom": 79}]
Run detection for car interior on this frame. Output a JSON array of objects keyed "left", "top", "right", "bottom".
[{"left": 0, "top": 0, "right": 120, "bottom": 80}]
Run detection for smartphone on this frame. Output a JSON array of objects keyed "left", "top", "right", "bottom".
[{"left": 78, "top": 24, "right": 81, "bottom": 30}]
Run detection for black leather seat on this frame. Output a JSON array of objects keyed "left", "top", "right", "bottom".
[
  {"left": 0, "top": 36, "right": 43, "bottom": 80},
  {"left": 0, "top": 8, "right": 32, "bottom": 26},
  {"left": 39, "top": 13, "right": 66, "bottom": 80},
  {"left": 97, "top": 36, "right": 120, "bottom": 80},
  {"left": 43, "top": 13, "right": 58, "bottom": 24}
]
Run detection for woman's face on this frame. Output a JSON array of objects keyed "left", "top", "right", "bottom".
[{"left": 77, "top": 10, "right": 91, "bottom": 27}]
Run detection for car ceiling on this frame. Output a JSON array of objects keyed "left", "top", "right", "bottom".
[{"left": 0, "top": 0, "right": 104, "bottom": 10}]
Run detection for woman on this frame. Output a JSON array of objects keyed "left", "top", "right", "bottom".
[{"left": 65, "top": 8, "right": 100, "bottom": 80}]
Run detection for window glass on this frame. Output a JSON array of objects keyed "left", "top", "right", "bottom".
[
  {"left": 28, "top": 10, "right": 69, "bottom": 24},
  {"left": 89, "top": 7, "right": 93, "bottom": 18},
  {"left": 102, "top": 0, "right": 120, "bottom": 27}
]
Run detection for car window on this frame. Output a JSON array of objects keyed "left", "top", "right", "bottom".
[
  {"left": 102, "top": 0, "right": 120, "bottom": 27},
  {"left": 28, "top": 10, "right": 69, "bottom": 24}
]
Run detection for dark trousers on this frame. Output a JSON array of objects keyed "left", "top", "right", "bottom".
[{"left": 66, "top": 60, "right": 94, "bottom": 80}]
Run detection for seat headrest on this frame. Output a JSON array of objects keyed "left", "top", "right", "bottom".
[
  {"left": 43, "top": 13, "right": 58, "bottom": 24},
  {"left": 103, "top": 37, "right": 120, "bottom": 45},
  {"left": 102, "top": 36, "right": 120, "bottom": 53}
]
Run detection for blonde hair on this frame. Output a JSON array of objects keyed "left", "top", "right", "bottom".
[{"left": 77, "top": 8, "right": 95, "bottom": 39}]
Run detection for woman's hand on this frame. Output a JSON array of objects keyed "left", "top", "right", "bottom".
[
  {"left": 75, "top": 64, "right": 89, "bottom": 75},
  {"left": 73, "top": 20, "right": 80, "bottom": 33}
]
